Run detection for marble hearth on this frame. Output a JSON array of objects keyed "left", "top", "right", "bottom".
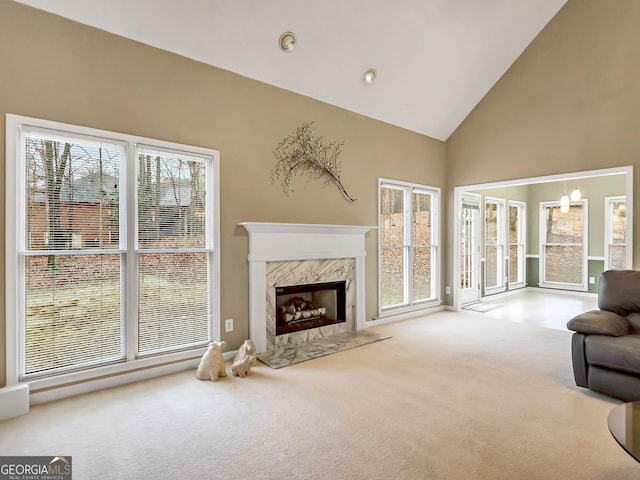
[{"left": 240, "top": 222, "right": 375, "bottom": 354}]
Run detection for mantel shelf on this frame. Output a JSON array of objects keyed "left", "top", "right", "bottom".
[{"left": 239, "top": 222, "right": 377, "bottom": 236}]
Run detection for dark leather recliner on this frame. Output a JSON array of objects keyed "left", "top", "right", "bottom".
[{"left": 567, "top": 270, "right": 640, "bottom": 401}]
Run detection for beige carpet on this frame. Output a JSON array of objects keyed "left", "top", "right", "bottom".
[{"left": 0, "top": 311, "right": 637, "bottom": 479}]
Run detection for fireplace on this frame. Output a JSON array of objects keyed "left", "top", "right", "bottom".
[
  {"left": 239, "top": 222, "right": 375, "bottom": 353},
  {"left": 266, "top": 258, "right": 354, "bottom": 349},
  {"left": 276, "top": 281, "right": 347, "bottom": 335}
]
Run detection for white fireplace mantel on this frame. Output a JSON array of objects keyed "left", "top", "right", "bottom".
[{"left": 239, "top": 222, "right": 376, "bottom": 353}]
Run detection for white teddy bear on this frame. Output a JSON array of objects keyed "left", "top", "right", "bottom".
[
  {"left": 232, "top": 355, "right": 256, "bottom": 378},
  {"left": 196, "top": 340, "right": 227, "bottom": 382}
]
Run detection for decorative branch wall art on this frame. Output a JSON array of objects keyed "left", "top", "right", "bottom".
[{"left": 271, "top": 122, "right": 356, "bottom": 202}]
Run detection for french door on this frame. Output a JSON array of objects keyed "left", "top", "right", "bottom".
[
  {"left": 484, "top": 197, "right": 506, "bottom": 295},
  {"left": 460, "top": 193, "right": 480, "bottom": 305},
  {"left": 508, "top": 201, "right": 526, "bottom": 289},
  {"left": 379, "top": 180, "right": 439, "bottom": 312}
]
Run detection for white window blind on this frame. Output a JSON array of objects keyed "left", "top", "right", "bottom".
[
  {"left": 136, "top": 148, "right": 212, "bottom": 355},
  {"left": 11, "top": 117, "right": 219, "bottom": 382},
  {"left": 23, "top": 131, "right": 124, "bottom": 376}
]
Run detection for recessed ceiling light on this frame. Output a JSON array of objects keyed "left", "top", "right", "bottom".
[
  {"left": 362, "top": 68, "right": 376, "bottom": 85},
  {"left": 279, "top": 32, "right": 296, "bottom": 52}
]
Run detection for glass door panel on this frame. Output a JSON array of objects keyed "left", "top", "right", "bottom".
[
  {"left": 380, "top": 186, "right": 407, "bottom": 308},
  {"left": 412, "top": 191, "right": 434, "bottom": 302},
  {"left": 484, "top": 198, "right": 505, "bottom": 294},
  {"left": 460, "top": 193, "right": 480, "bottom": 305},
  {"left": 606, "top": 198, "right": 627, "bottom": 270},
  {"left": 508, "top": 202, "right": 525, "bottom": 288},
  {"left": 413, "top": 246, "right": 432, "bottom": 301}
]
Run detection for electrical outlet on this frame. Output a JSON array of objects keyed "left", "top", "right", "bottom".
[
  {"left": 589, "top": 277, "right": 595, "bottom": 284},
  {"left": 445, "top": 286, "right": 451, "bottom": 295},
  {"left": 225, "top": 318, "right": 234, "bottom": 332}
]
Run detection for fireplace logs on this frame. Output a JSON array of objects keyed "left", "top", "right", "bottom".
[{"left": 279, "top": 297, "right": 327, "bottom": 324}]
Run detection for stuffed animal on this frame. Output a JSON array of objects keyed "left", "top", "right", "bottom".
[
  {"left": 233, "top": 339, "right": 257, "bottom": 367},
  {"left": 196, "top": 341, "right": 227, "bottom": 381},
  {"left": 232, "top": 355, "right": 256, "bottom": 378}
]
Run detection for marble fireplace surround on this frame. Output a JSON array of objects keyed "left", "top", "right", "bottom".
[{"left": 239, "top": 222, "right": 375, "bottom": 353}]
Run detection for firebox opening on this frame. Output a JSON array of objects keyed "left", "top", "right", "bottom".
[{"left": 275, "top": 281, "right": 347, "bottom": 336}]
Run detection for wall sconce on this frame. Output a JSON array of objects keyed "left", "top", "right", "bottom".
[{"left": 570, "top": 187, "right": 581, "bottom": 201}]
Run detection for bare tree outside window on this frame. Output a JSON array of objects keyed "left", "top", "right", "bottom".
[
  {"left": 543, "top": 204, "right": 584, "bottom": 285},
  {"left": 138, "top": 154, "right": 206, "bottom": 248},
  {"left": 607, "top": 199, "right": 627, "bottom": 270},
  {"left": 24, "top": 134, "right": 122, "bottom": 375},
  {"left": 25, "top": 137, "right": 121, "bottom": 257},
  {"left": 380, "top": 182, "right": 438, "bottom": 310},
  {"left": 136, "top": 151, "right": 209, "bottom": 355},
  {"left": 12, "top": 117, "right": 219, "bottom": 381}
]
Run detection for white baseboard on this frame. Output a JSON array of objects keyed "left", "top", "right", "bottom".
[
  {"left": 527, "top": 286, "right": 597, "bottom": 298},
  {"left": 365, "top": 305, "right": 445, "bottom": 328},
  {"left": 0, "top": 384, "right": 30, "bottom": 420},
  {"left": 30, "top": 358, "right": 201, "bottom": 406},
  {"left": 31, "top": 350, "right": 239, "bottom": 406},
  {"left": 4, "top": 350, "right": 240, "bottom": 414}
]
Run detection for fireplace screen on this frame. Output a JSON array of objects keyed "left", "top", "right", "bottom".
[{"left": 275, "top": 281, "right": 346, "bottom": 336}]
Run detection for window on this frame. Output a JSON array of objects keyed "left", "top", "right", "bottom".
[
  {"left": 459, "top": 193, "right": 481, "bottom": 305},
  {"left": 484, "top": 197, "right": 505, "bottom": 294},
  {"left": 379, "top": 179, "right": 439, "bottom": 312},
  {"left": 605, "top": 196, "right": 627, "bottom": 270},
  {"left": 508, "top": 201, "right": 526, "bottom": 288},
  {"left": 7, "top": 115, "right": 219, "bottom": 383},
  {"left": 539, "top": 201, "right": 587, "bottom": 290}
]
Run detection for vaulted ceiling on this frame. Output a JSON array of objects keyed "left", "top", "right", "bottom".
[{"left": 15, "top": 0, "right": 567, "bottom": 141}]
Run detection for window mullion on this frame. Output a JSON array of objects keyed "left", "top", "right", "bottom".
[
  {"left": 125, "top": 143, "right": 138, "bottom": 361},
  {"left": 405, "top": 188, "right": 413, "bottom": 306}
]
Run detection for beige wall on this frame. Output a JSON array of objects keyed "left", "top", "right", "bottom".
[
  {"left": 445, "top": 0, "right": 640, "bottom": 303},
  {"left": 3, "top": 0, "right": 639, "bottom": 389},
  {"left": 0, "top": 1, "right": 445, "bottom": 387}
]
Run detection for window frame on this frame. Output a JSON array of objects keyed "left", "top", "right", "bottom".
[
  {"left": 507, "top": 200, "right": 526, "bottom": 290},
  {"left": 6, "top": 114, "right": 220, "bottom": 390},
  {"left": 539, "top": 200, "right": 588, "bottom": 291},
  {"left": 483, "top": 196, "right": 506, "bottom": 295},
  {"left": 378, "top": 178, "right": 440, "bottom": 316},
  {"left": 133, "top": 145, "right": 215, "bottom": 358},
  {"left": 604, "top": 196, "right": 628, "bottom": 271},
  {"left": 459, "top": 193, "right": 481, "bottom": 305}
]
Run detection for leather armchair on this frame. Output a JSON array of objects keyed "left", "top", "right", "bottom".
[{"left": 567, "top": 270, "right": 640, "bottom": 401}]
